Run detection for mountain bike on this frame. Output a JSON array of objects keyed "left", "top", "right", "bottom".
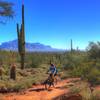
[{"left": 43, "top": 73, "right": 60, "bottom": 90}]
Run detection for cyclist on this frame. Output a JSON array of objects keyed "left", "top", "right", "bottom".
[{"left": 48, "top": 63, "right": 58, "bottom": 80}]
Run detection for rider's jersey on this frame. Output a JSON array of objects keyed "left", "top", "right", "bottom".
[{"left": 49, "top": 66, "right": 57, "bottom": 74}]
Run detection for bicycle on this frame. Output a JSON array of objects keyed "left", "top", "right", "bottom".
[{"left": 43, "top": 73, "right": 61, "bottom": 90}]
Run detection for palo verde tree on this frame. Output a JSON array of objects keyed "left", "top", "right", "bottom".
[
  {"left": 87, "top": 42, "right": 100, "bottom": 59},
  {"left": 0, "top": 0, "right": 14, "bottom": 23}
]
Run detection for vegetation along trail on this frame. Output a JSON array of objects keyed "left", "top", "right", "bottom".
[{"left": 3, "top": 78, "right": 80, "bottom": 100}]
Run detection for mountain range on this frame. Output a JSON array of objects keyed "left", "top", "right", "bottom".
[{"left": 0, "top": 40, "right": 64, "bottom": 52}]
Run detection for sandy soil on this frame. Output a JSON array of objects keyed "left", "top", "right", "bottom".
[
  {"left": 3, "top": 79, "right": 73, "bottom": 100},
  {"left": 2, "top": 78, "right": 100, "bottom": 100}
]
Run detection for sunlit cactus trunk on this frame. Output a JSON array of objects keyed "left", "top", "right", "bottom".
[
  {"left": 17, "top": 4, "right": 25, "bottom": 69},
  {"left": 21, "top": 4, "right": 25, "bottom": 69}
]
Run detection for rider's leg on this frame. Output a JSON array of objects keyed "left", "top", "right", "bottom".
[{"left": 54, "top": 73, "right": 58, "bottom": 85}]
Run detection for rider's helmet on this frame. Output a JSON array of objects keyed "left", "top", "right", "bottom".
[{"left": 51, "top": 63, "right": 54, "bottom": 66}]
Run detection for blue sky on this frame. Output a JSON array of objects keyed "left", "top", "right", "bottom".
[{"left": 0, "top": 0, "right": 100, "bottom": 50}]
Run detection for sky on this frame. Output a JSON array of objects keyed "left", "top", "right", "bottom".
[{"left": 0, "top": 0, "right": 100, "bottom": 50}]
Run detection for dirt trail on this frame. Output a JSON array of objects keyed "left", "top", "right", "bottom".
[
  {"left": 4, "top": 79, "right": 75, "bottom": 100},
  {"left": 3, "top": 78, "right": 100, "bottom": 100}
]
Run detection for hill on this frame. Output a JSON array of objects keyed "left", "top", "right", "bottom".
[{"left": 0, "top": 40, "right": 64, "bottom": 52}]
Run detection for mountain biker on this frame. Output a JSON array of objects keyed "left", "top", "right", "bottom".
[{"left": 48, "top": 64, "right": 58, "bottom": 79}]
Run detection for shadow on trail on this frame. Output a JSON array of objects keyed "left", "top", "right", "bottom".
[
  {"left": 55, "top": 86, "right": 61, "bottom": 89},
  {"left": 28, "top": 86, "right": 62, "bottom": 92},
  {"left": 29, "top": 88, "right": 45, "bottom": 92}
]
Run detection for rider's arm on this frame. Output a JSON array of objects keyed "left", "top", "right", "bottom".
[{"left": 53, "top": 67, "right": 56, "bottom": 75}]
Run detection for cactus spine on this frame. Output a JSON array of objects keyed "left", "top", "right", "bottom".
[{"left": 17, "top": 4, "right": 25, "bottom": 69}]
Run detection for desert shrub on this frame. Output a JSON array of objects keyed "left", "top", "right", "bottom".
[
  {"left": 0, "top": 77, "right": 34, "bottom": 92},
  {"left": 62, "top": 52, "right": 86, "bottom": 71},
  {"left": 87, "top": 68, "right": 100, "bottom": 85},
  {"left": 80, "top": 83, "right": 100, "bottom": 100},
  {"left": 25, "top": 53, "right": 45, "bottom": 68},
  {"left": 70, "top": 86, "right": 81, "bottom": 94},
  {"left": 87, "top": 42, "right": 100, "bottom": 59}
]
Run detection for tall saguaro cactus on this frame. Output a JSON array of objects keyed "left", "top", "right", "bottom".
[
  {"left": 17, "top": 4, "right": 25, "bottom": 69},
  {"left": 71, "top": 39, "right": 73, "bottom": 52},
  {"left": 77, "top": 46, "right": 79, "bottom": 51}
]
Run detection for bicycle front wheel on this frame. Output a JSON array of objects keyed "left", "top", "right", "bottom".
[{"left": 45, "top": 83, "right": 51, "bottom": 90}]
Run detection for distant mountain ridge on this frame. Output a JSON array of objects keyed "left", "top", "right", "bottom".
[{"left": 0, "top": 40, "right": 63, "bottom": 52}]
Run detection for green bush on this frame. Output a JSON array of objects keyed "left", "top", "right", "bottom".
[{"left": 87, "top": 68, "right": 100, "bottom": 85}]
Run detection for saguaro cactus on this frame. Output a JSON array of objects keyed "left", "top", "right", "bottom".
[
  {"left": 10, "top": 64, "right": 16, "bottom": 80},
  {"left": 17, "top": 4, "right": 25, "bottom": 69},
  {"left": 0, "top": 66, "right": 3, "bottom": 80},
  {"left": 77, "top": 46, "right": 79, "bottom": 51},
  {"left": 71, "top": 39, "right": 73, "bottom": 52}
]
